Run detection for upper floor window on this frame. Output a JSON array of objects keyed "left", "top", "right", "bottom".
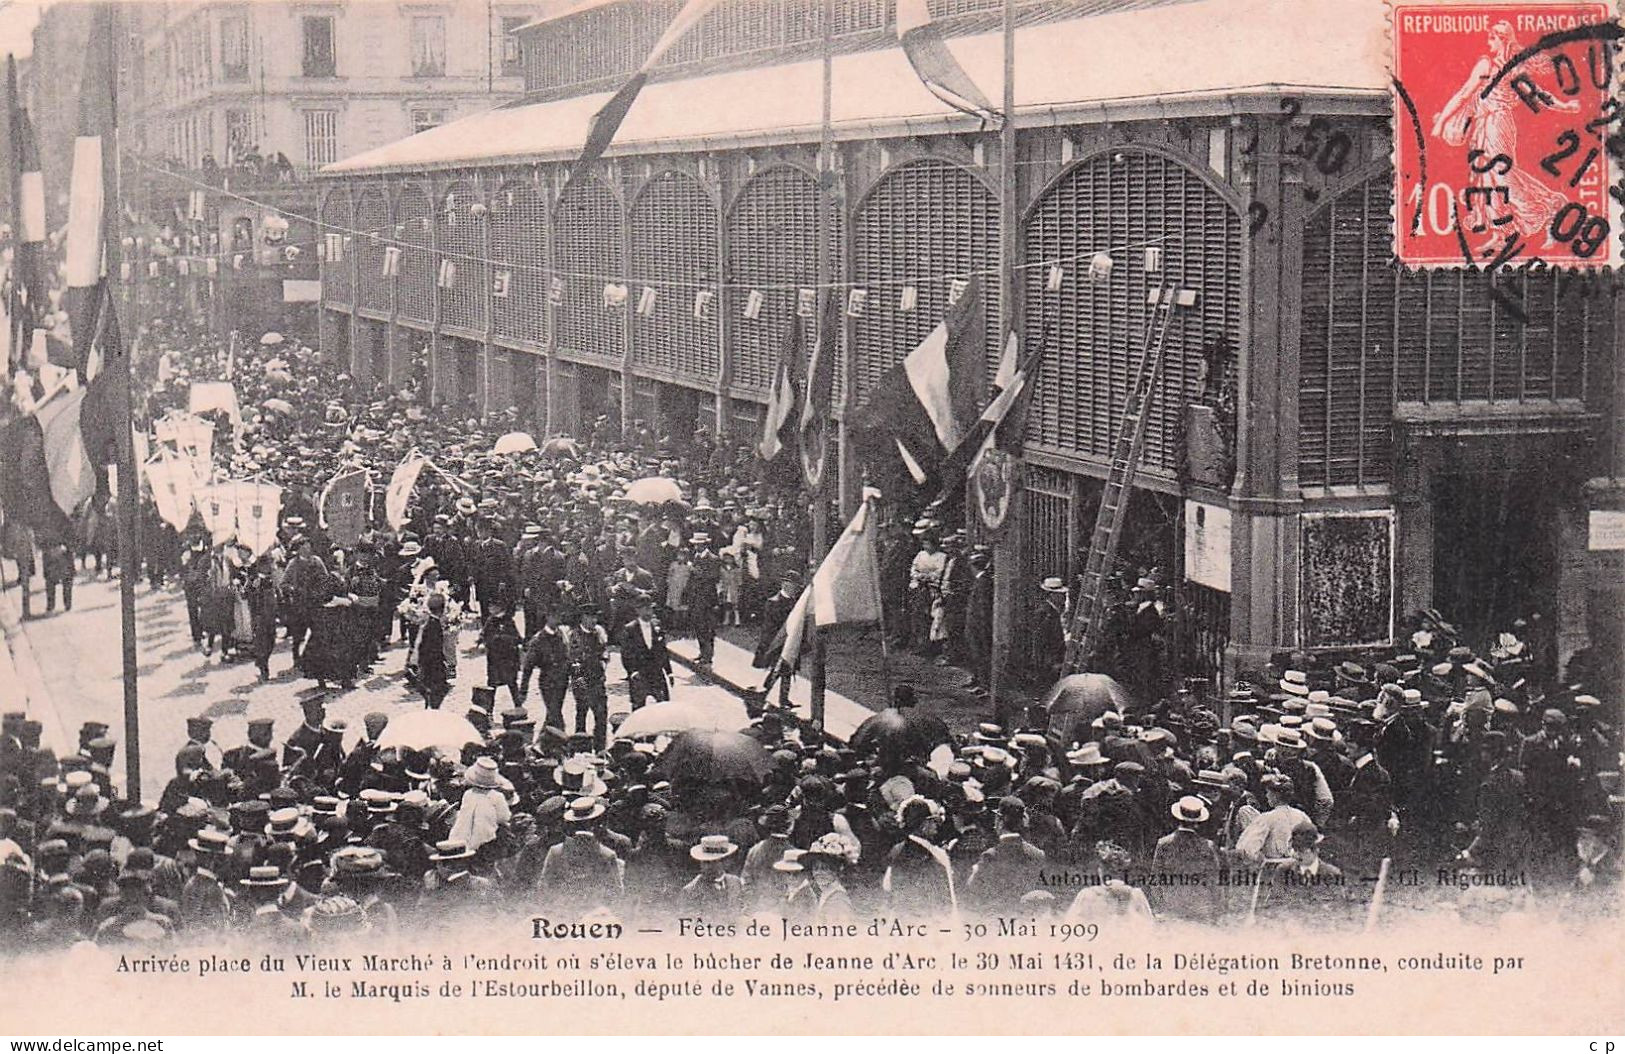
[
  {"left": 301, "top": 15, "right": 336, "bottom": 78},
  {"left": 304, "top": 109, "right": 339, "bottom": 169},
  {"left": 410, "top": 15, "right": 446, "bottom": 77},
  {"left": 220, "top": 14, "right": 249, "bottom": 81},
  {"left": 411, "top": 107, "right": 446, "bottom": 137},
  {"left": 500, "top": 16, "right": 527, "bottom": 75}
]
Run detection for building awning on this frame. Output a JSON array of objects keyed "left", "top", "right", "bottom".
[{"left": 324, "top": 0, "right": 1387, "bottom": 176}]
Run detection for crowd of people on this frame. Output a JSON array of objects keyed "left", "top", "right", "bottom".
[{"left": 0, "top": 315, "right": 1619, "bottom": 951}]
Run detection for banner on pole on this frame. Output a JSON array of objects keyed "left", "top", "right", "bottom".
[{"left": 384, "top": 457, "right": 427, "bottom": 531}]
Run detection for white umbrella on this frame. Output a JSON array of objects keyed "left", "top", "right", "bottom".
[
  {"left": 262, "top": 357, "right": 288, "bottom": 371},
  {"left": 259, "top": 332, "right": 285, "bottom": 347},
  {"left": 615, "top": 697, "right": 750, "bottom": 739},
  {"left": 623, "top": 476, "right": 682, "bottom": 505},
  {"left": 375, "top": 709, "right": 484, "bottom": 753},
  {"left": 492, "top": 431, "right": 537, "bottom": 455}
]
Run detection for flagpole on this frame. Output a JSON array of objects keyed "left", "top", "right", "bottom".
[
  {"left": 807, "top": 0, "right": 835, "bottom": 734},
  {"left": 989, "top": 0, "right": 1018, "bottom": 728},
  {"left": 102, "top": 5, "right": 143, "bottom": 801}
]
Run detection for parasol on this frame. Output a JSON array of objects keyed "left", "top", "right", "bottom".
[
  {"left": 541, "top": 436, "right": 582, "bottom": 458},
  {"left": 259, "top": 332, "right": 285, "bottom": 347},
  {"left": 849, "top": 708, "right": 953, "bottom": 760},
  {"left": 653, "top": 729, "right": 773, "bottom": 785},
  {"left": 623, "top": 476, "right": 683, "bottom": 505},
  {"left": 492, "top": 431, "right": 537, "bottom": 455},
  {"left": 265, "top": 369, "right": 294, "bottom": 387},
  {"left": 375, "top": 709, "right": 484, "bottom": 754},
  {"left": 615, "top": 697, "right": 751, "bottom": 739},
  {"left": 1042, "top": 673, "right": 1132, "bottom": 740},
  {"left": 260, "top": 398, "right": 294, "bottom": 415}
]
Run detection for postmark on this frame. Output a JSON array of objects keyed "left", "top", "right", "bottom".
[{"left": 1392, "top": 1, "right": 1624, "bottom": 268}]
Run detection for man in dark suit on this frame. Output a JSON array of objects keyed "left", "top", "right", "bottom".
[
  {"left": 965, "top": 797, "right": 1048, "bottom": 915},
  {"left": 1149, "top": 796, "right": 1224, "bottom": 924},
  {"left": 519, "top": 608, "right": 572, "bottom": 730},
  {"left": 222, "top": 718, "right": 277, "bottom": 777},
  {"left": 1255, "top": 820, "right": 1350, "bottom": 927},
  {"left": 619, "top": 594, "right": 671, "bottom": 710},
  {"left": 687, "top": 539, "right": 722, "bottom": 665}
]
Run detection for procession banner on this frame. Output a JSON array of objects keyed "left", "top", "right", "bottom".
[
  {"left": 194, "top": 479, "right": 238, "bottom": 544},
  {"left": 144, "top": 452, "right": 195, "bottom": 531},
  {"left": 384, "top": 456, "right": 427, "bottom": 531},
  {"left": 319, "top": 467, "right": 368, "bottom": 547},
  {"left": 173, "top": 411, "right": 214, "bottom": 466},
  {"left": 232, "top": 479, "right": 282, "bottom": 557},
  {"left": 188, "top": 380, "right": 243, "bottom": 431}
]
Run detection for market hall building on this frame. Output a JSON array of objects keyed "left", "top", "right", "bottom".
[{"left": 315, "top": 0, "right": 1623, "bottom": 690}]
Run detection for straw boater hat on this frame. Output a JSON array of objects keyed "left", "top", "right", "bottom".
[
  {"left": 429, "top": 839, "right": 475, "bottom": 862},
  {"left": 1066, "top": 742, "right": 1111, "bottom": 768},
  {"left": 1279, "top": 670, "right": 1310, "bottom": 696},
  {"left": 563, "top": 796, "right": 606, "bottom": 825},
  {"left": 1040, "top": 576, "right": 1068, "bottom": 594},
  {"left": 690, "top": 834, "right": 738, "bottom": 862},
  {"left": 1171, "top": 795, "right": 1210, "bottom": 825}
]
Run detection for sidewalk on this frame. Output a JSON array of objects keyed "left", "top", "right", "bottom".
[{"left": 0, "top": 578, "right": 74, "bottom": 757}]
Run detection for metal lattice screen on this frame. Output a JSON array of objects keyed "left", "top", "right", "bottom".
[
  {"left": 395, "top": 182, "right": 434, "bottom": 325},
  {"left": 1015, "top": 464, "right": 1073, "bottom": 672},
  {"left": 319, "top": 187, "right": 351, "bottom": 307},
  {"left": 630, "top": 171, "right": 719, "bottom": 381},
  {"left": 851, "top": 158, "right": 999, "bottom": 407},
  {"left": 355, "top": 185, "right": 390, "bottom": 317},
  {"left": 1024, "top": 149, "right": 1242, "bottom": 476},
  {"left": 1300, "top": 174, "right": 1610, "bottom": 488},
  {"left": 491, "top": 180, "right": 548, "bottom": 347},
  {"left": 725, "top": 165, "right": 842, "bottom": 394},
  {"left": 553, "top": 175, "right": 625, "bottom": 364},
  {"left": 437, "top": 179, "right": 486, "bottom": 333}
]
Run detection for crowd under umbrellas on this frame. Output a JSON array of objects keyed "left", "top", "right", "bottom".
[{"left": 0, "top": 310, "right": 1620, "bottom": 950}]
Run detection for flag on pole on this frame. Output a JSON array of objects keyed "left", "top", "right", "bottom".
[
  {"left": 849, "top": 277, "right": 986, "bottom": 491},
  {"left": 33, "top": 381, "right": 96, "bottom": 517},
  {"left": 233, "top": 479, "right": 282, "bottom": 557},
  {"left": 767, "top": 495, "right": 884, "bottom": 674},
  {"left": 563, "top": 0, "right": 722, "bottom": 192},
  {"left": 7, "top": 56, "right": 47, "bottom": 335},
  {"left": 757, "top": 311, "right": 804, "bottom": 463},
  {"left": 895, "top": 0, "right": 999, "bottom": 124},
  {"left": 969, "top": 331, "right": 1042, "bottom": 534},
  {"left": 64, "top": 5, "right": 118, "bottom": 376},
  {"left": 798, "top": 290, "right": 839, "bottom": 492},
  {"left": 319, "top": 467, "right": 368, "bottom": 547},
  {"left": 384, "top": 456, "right": 427, "bottom": 531}
]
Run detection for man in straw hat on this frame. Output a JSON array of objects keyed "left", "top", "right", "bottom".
[{"left": 680, "top": 835, "right": 744, "bottom": 919}]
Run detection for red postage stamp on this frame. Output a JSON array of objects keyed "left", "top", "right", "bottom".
[{"left": 1391, "top": 1, "right": 1623, "bottom": 267}]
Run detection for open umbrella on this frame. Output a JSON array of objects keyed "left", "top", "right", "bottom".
[
  {"left": 1042, "top": 673, "right": 1132, "bottom": 740},
  {"left": 654, "top": 729, "right": 772, "bottom": 785},
  {"left": 541, "top": 436, "right": 581, "bottom": 458},
  {"left": 259, "top": 332, "right": 285, "bottom": 347},
  {"left": 260, "top": 398, "right": 294, "bottom": 415},
  {"left": 615, "top": 697, "right": 750, "bottom": 739},
  {"left": 492, "top": 431, "right": 537, "bottom": 455},
  {"left": 265, "top": 369, "right": 294, "bottom": 387},
  {"left": 376, "top": 709, "right": 484, "bottom": 754},
  {"left": 623, "top": 476, "right": 683, "bottom": 505},
  {"left": 850, "top": 708, "right": 952, "bottom": 759},
  {"left": 262, "top": 357, "right": 288, "bottom": 371}
]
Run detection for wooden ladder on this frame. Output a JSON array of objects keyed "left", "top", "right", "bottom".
[{"left": 1063, "top": 285, "right": 1197, "bottom": 673}]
